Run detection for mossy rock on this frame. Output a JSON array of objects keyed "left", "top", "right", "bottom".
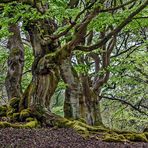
[
  {"left": 9, "top": 97, "right": 20, "bottom": 110},
  {"left": 124, "top": 133, "right": 148, "bottom": 142},
  {"left": 103, "top": 134, "right": 126, "bottom": 142},
  {"left": 20, "top": 109, "right": 31, "bottom": 121},
  {"left": 0, "top": 106, "right": 7, "bottom": 117}
]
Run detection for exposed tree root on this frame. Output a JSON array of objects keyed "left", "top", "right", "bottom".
[{"left": 0, "top": 98, "right": 148, "bottom": 143}]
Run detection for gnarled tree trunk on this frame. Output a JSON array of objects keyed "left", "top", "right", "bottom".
[{"left": 20, "top": 20, "right": 61, "bottom": 111}]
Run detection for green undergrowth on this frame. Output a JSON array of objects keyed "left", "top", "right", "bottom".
[{"left": 0, "top": 98, "right": 148, "bottom": 142}]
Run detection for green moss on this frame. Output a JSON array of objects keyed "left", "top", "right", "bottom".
[
  {"left": 26, "top": 117, "right": 35, "bottom": 122},
  {"left": 0, "top": 121, "right": 11, "bottom": 128},
  {"left": 78, "top": 118, "right": 87, "bottom": 124},
  {"left": 20, "top": 109, "right": 31, "bottom": 121},
  {"left": 9, "top": 97, "right": 20, "bottom": 110},
  {"left": 6, "top": 107, "right": 16, "bottom": 121},
  {"left": 103, "top": 134, "right": 126, "bottom": 142},
  {"left": 0, "top": 106, "right": 7, "bottom": 116},
  {"left": 0, "top": 121, "right": 23, "bottom": 128},
  {"left": 124, "top": 133, "right": 148, "bottom": 142},
  {"left": 11, "top": 124, "right": 23, "bottom": 128},
  {"left": 12, "top": 113, "right": 20, "bottom": 121},
  {"left": 7, "top": 107, "right": 15, "bottom": 115},
  {"left": 23, "top": 120, "right": 39, "bottom": 128},
  {"left": 0, "top": 119, "right": 39, "bottom": 129}
]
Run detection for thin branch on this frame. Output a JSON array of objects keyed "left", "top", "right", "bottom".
[
  {"left": 100, "top": 0, "right": 135, "bottom": 13},
  {"left": 102, "top": 95, "right": 148, "bottom": 116},
  {"left": 50, "top": 1, "right": 96, "bottom": 40},
  {"left": 111, "top": 43, "right": 141, "bottom": 58}
]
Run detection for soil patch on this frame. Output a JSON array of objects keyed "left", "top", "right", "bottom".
[{"left": 0, "top": 128, "right": 147, "bottom": 148}]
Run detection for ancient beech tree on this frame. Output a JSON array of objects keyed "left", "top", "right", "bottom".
[{"left": 0, "top": 0, "right": 147, "bottom": 127}]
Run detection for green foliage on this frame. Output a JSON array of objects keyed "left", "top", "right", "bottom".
[{"left": 101, "top": 47, "right": 148, "bottom": 132}]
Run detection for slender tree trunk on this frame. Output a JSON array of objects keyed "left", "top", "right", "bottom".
[
  {"left": 81, "top": 75, "right": 102, "bottom": 125},
  {"left": 60, "top": 58, "right": 82, "bottom": 119},
  {"left": 5, "top": 24, "right": 24, "bottom": 99}
]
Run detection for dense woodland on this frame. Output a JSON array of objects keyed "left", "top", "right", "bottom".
[{"left": 0, "top": 0, "right": 148, "bottom": 144}]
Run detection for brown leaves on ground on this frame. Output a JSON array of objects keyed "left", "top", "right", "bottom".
[{"left": 0, "top": 128, "right": 147, "bottom": 148}]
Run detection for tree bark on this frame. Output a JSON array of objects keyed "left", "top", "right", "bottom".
[
  {"left": 81, "top": 75, "right": 102, "bottom": 125},
  {"left": 60, "top": 58, "right": 82, "bottom": 119},
  {"left": 5, "top": 24, "right": 24, "bottom": 99},
  {"left": 20, "top": 21, "right": 61, "bottom": 111}
]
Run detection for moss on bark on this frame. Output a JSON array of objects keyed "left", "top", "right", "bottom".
[{"left": 0, "top": 98, "right": 147, "bottom": 143}]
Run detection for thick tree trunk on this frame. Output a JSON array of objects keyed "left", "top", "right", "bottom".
[
  {"left": 60, "top": 58, "right": 82, "bottom": 119},
  {"left": 20, "top": 21, "right": 61, "bottom": 111},
  {"left": 22, "top": 68, "right": 60, "bottom": 110},
  {"left": 5, "top": 24, "right": 24, "bottom": 99}
]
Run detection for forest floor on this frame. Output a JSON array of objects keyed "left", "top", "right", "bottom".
[{"left": 0, "top": 128, "right": 148, "bottom": 148}]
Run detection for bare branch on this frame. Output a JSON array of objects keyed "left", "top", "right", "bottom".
[{"left": 102, "top": 95, "right": 148, "bottom": 116}]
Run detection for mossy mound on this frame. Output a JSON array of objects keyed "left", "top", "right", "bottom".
[
  {"left": 103, "top": 134, "right": 126, "bottom": 142},
  {"left": 0, "top": 119, "right": 39, "bottom": 128},
  {"left": 52, "top": 118, "right": 109, "bottom": 138},
  {"left": 0, "top": 121, "right": 11, "bottom": 128},
  {"left": 124, "top": 133, "right": 148, "bottom": 142},
  {"left": 23, "top": 120, "right": 40, "bottom": 128},
  {"left": 102, "top": 133, "right": 148, "bottom": 143}
]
